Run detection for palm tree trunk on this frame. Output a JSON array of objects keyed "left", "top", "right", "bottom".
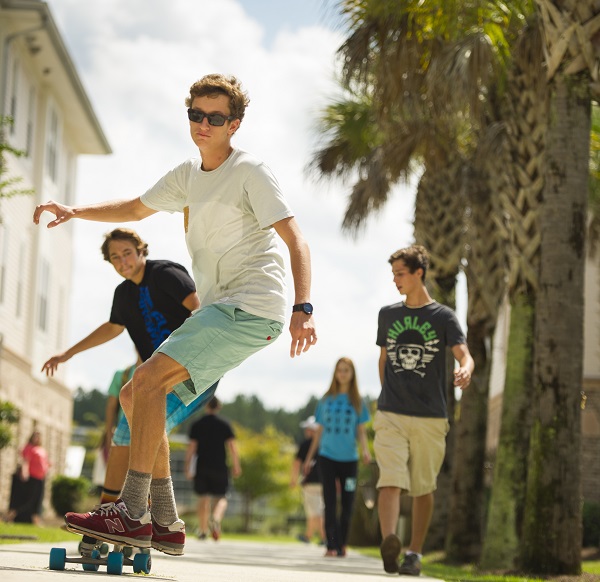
[
  {"left": 481, "top": 21, "right": 547, "bottom": 568},
  {"left": 521, "top": 73, "right": 588, "bottom": 575},
  {"left": 444, "top": 319, "right": 491, "bottom": 562},
  {"left": 480, "top": 293, "right": 535, "bottom": 570},
  {"left": 445, "top": 156, "right": 507, "bottom": 563}
]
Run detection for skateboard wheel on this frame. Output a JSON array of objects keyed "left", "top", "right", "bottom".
[
  {"left": 82, "top": 549, "right": 100, "bottom": 572},
  {"left": 49, "top": 547, "right": 67, "bottom": 570},
  {"left": 107, "top": 551, "right": 124, "bottom": 575},
  {"left": 133, "top": 552, "right": 152, "bottom": 574}
]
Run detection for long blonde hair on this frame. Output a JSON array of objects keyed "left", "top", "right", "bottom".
[{"left": 323, "top": 357, "right": 362, "bottom": 414}]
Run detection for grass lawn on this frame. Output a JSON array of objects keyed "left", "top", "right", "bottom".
[
  {"left": 1, "top": 523, "right": 598, "bottom": 582},
  {"left": 355, "top": 547, "right": 600, "bottom": 582},
  {"left": 0, "top": 522, "right": 76, "bottom": 545}
]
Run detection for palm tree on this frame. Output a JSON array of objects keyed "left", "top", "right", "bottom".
[
  {"left": 445, "top": 108, "right": 511, "bottom": 562},
  {"left": 519, "top": 1, "right": 599, "bottom": 573},
  {"left": 316, "top": 1, "right": 594, "bottom": 573},
  {"left": 480, "top": 16, "right": 548, "bottom": 570},
  {"left": 311, "top": 1, "right": 516, "bottom": 559}
]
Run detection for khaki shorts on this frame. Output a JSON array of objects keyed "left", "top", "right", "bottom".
[
  {"left": 373, "top": 410, "right": 449, "bottom": 497},
  {"left": 302, "top": 483, "right": 324, "bottom": 518},
  {"left": 158, "top": 303, "right": 283, "bottom": 406}
]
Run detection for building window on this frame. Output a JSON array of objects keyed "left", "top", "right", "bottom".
[
  {"left": 16, "top": 242, "right": 25, "bottom": 317},
  {"left": 64, "top": 153, "right": 74, "bottom": 205},
  {"left": 37, "top": 258, "right": 50, "bottom": 331},
  {"left": 57, "top": 286, "right": 65, "bottom": 348},
  {"left": 9, "top": 59, "right": 19, "bottom": 135},
  {"left": 0, "top": 224, "right": 7, "bottom": 304},
  {"left": 46, "top": 108, "right": 59, "bottom": 182},
  {"left": 26, "top": 87, "right": 36, "bottom": 157}
]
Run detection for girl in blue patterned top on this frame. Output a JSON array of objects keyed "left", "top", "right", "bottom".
[{"left": 303, "top": 357, "right": 371, "bottom": 557}]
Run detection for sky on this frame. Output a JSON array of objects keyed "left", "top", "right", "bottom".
[{"left": 46, "top": 0, "right": 420, "bottom": 411}]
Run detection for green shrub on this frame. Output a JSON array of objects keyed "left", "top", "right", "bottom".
[
  {"left": 0, "top": 400, "right": 20, "bottom": 450},
  {"left": 51, "top": 475, "right": 91, "bottom": 515},
  {"left": 583, "top": 501, "right": 600, "bottom": 547}
]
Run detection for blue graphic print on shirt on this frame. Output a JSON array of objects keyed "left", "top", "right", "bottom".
[{"left": 138, "top": 286, "right": 171, "bottom": 349}]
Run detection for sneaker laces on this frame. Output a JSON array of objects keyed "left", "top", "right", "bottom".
[{"left": 91, "top": 501, "right": 121, "bottom": 516}]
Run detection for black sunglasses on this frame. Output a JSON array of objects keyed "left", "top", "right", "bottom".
[{"left": 187, "top": 108, "right": 235, "bottom": 127}]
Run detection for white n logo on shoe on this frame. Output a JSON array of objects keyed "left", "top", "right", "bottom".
[{"left": 105, "top": 518, "right": 125, "bottom": 533}]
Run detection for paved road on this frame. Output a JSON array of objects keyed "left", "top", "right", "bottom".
[{"left": 0, "top": 537, "right": 444, "bottom": 581}]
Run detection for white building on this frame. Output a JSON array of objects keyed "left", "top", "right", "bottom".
[{"left": 0, "top": 0, "right": 110, "bottom": 516}]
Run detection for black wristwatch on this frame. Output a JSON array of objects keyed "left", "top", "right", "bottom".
[{"left": 292, "top": 302, "right": 314, "bottom": 315}]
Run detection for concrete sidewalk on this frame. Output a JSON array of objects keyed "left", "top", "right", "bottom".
[{"left": 0, "top": 537, "right": 445, "bottom": 581}]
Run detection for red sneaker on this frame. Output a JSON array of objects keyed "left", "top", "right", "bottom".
[
  {"left": 152, "top": 518, "right": 186, "bottom": 555},
  {"left": 64, "top": 499, "right": 151, "bottom": 548},
  {"left": 210, "top": 519, "right": 221, "bottom": 541}
]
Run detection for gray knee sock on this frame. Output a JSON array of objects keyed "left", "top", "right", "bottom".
[
  {"left": 150, "top": 476, "right": 179, "bottom": 526},
  {"left": 121, "top": 470, "right": 152, "bottom": 519}
]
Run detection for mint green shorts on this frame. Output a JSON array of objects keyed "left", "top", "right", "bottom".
[{"left": 157, "top": 303, "right": 283, "bottom": 406}]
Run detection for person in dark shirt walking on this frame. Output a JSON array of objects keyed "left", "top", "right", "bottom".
[
  {"left": 186, "top": 397, "right": 241, "bottom": 540},
  {"left": 376, "top": 245, "right": 474, "bottom": 576}
]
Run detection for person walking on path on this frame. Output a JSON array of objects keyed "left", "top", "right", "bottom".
[
  {"left": 40, "top": 227, "right": 217, "bottom": 555},
  {"left": 10, "top": 431, "right": 50, "bottom": 526},
  {"left": 375, "top": 244, "right": 474, "bottom": 576},
  {"left": 304, "top": 357, "right": 371, "bottom": 557},
  {"left": 33, "top": 73, "right": 317, "bottom": 556},
  {"left": 185, "top": 397, "right": 240, "bottom": 540},
  {"left": 290, "top": 415, "right": 325, "bottom": 545}
]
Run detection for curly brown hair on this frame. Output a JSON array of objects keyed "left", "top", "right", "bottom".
[
  {"left": 101, "top": 228, "right": 149, "bottom": 262},
  {"left": 185, "top": 74, "right": 250, "bottom": 121}
]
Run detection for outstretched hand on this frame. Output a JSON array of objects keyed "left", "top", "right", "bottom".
[
  {"left": 33, "top": 200, "right": 74, "bottom": 228},
  {"left": 41, "top": 353, "right": 70, "bottom": 376},
  {"left": 289, "top": 313, "right": 317, "bottom": 358}
]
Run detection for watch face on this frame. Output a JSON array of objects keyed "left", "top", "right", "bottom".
[{"left": 303, "top": 303, "right": 313, "bottom": 315}]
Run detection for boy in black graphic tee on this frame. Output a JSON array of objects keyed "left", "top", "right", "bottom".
[
  {"left": 110, "top": 260, "right": 197, "bottom": 360},
  {"left": 375, "top": 245, "right": 474, "bottom": 577},
  {"left": 377, "top": 303, "right": 465, "bottom": 418},
  {"left": 40, "top": 228, "right": 217, "bottom": 556}
]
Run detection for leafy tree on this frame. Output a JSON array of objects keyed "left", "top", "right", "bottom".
[
  {"left": 0, "top": 399, "right": 20, "bottom": 450},
  {"left": 519, "top": 2, "right": 599, "bottom": 573},
  {"left": 220, "top": 393, "right": 321, "bottom": 441},
  {"left": 233, "top": 424, "right": 295, "bottom": 532},
  {"left": 312, "top": 0, "right": 526, "bottom": 559},
  {"left": 0, "top": 399, "right": 20, "bottom": 495},
  {"left": 0, "top": 117, "right": 34, "bottom": 204},
  {"left": 313, "top": 2, "right": 589, "bottom": 572},
  {"left": 72, "top": 387, "right": 107, "bottom": 427}
]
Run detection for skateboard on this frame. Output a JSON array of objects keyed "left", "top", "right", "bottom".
[{"left": 48, "top": 545, "right": 152, "bottom": 575}]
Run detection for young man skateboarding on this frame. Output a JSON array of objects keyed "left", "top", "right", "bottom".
[
  {"left": 375, "top": 245, "right": 473, "bottom": 576},
  {"left": 41, "top": 227, "right": 217, "bottom": 555},
  {"left": 33, "top": 74, "right": 317, "bottom": 555}
]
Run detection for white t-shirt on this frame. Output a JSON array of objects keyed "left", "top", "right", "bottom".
[{"left": 140, "top": 149, "right": 293, "bottom": 324}]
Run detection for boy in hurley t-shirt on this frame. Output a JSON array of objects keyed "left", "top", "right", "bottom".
[{"left": 375, "top": 245, "right": 474, "bottom": 577}]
